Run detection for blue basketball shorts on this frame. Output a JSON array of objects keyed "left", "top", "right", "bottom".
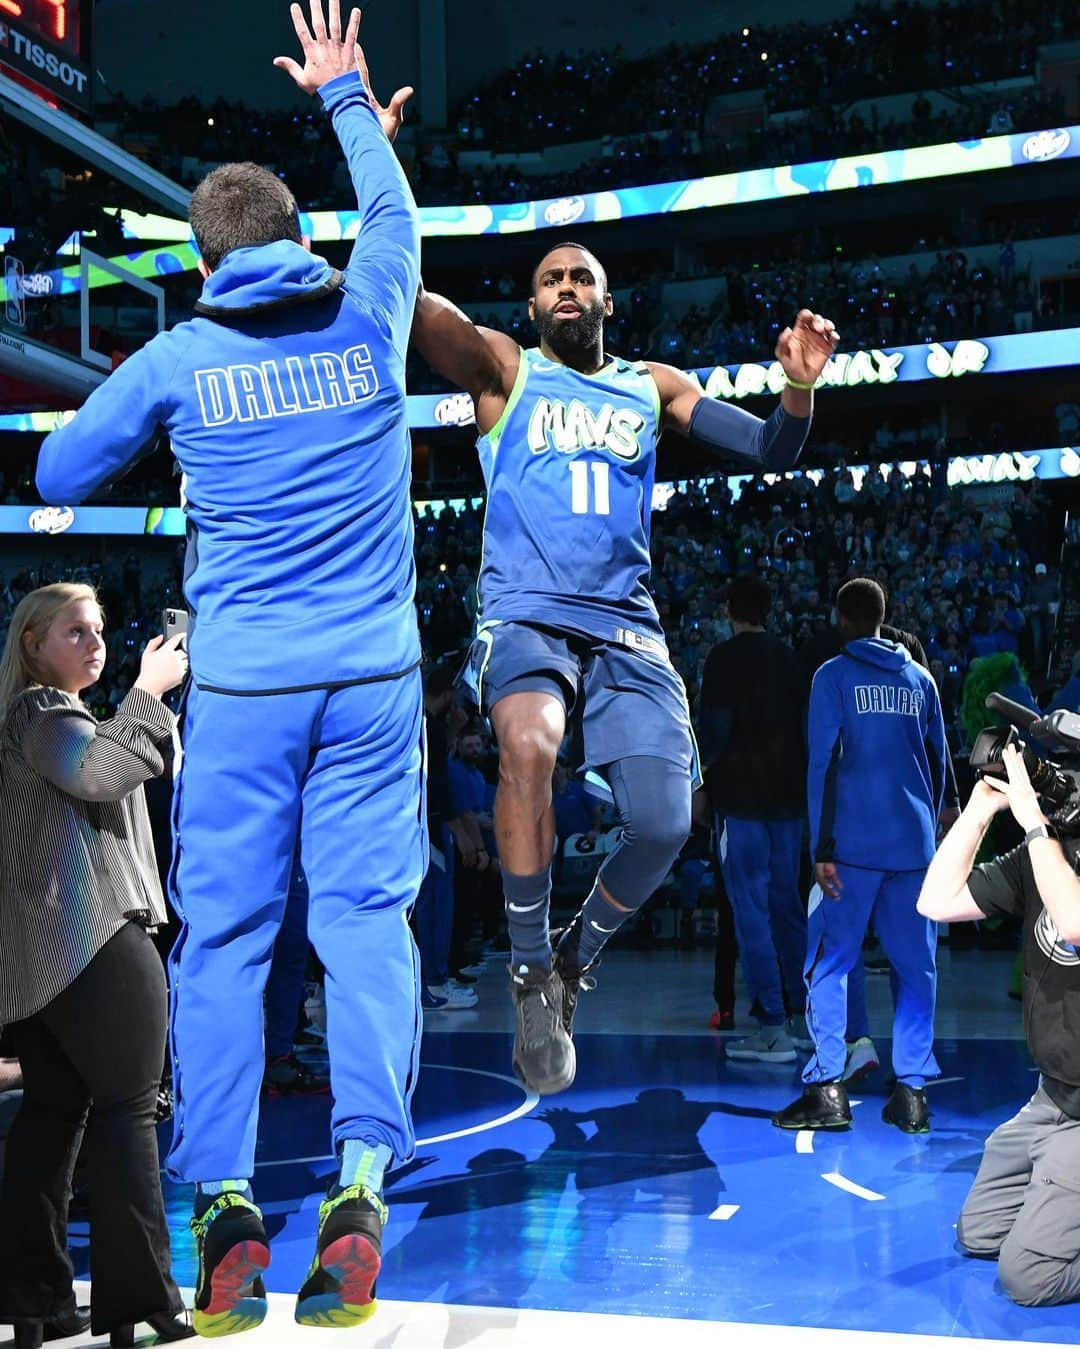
[{"left": 462, "top": 619, "right": 697, "bottom": 779}]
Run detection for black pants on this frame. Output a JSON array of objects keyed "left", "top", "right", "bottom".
[{"left": 0, "top": 922, "right": 183, "bottom": 1334}]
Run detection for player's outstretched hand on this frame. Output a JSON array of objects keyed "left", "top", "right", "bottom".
[
  {"left": 775, "top": 309, "right": 839, "bottom": 388},
  {"left": 274, "top": 0, "right": 362, "bottom": 96},
  {"left": 355, "top": 41, "right": 414, "bottom": 142}
]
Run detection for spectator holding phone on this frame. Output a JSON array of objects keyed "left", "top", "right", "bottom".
[{"left": 0, "top": 583, "right": 191, "bottom": 1348}]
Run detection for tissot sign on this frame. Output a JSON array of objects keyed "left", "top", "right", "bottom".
[{"left": 0, "top": 17, "right": 92, "bottom": 114}]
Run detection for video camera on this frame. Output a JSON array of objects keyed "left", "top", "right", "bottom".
[{"left": 970, "top": 693, "right": 1080, "bottom": 834}]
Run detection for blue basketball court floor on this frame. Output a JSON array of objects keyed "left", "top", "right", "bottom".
[{"left": 15, "top": 946, "right": 1080, "bottom": 1347}]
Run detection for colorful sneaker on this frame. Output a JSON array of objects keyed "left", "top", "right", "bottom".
[
  {"left": 510, "top": 963, "right": 576, "bottom": 1095},
  {"left": 295, "top": 1184, "right": 386, "bottom": 1328},
  {"left": 190, "top": 1194, "right": 270, "bottom": 1338},
  {"left": 843, "top": 1036, "right": 881, "bottom": 1082},
  {"left": 262, "top": 1053, "right": 330, "bottom": 1097},
  {"left": 709, "top": 1009, "right": 735, "bottom": 1031}
]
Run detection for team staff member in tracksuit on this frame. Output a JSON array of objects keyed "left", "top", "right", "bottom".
[
  {"left": 774, "top": 578, "right": 947, "bottom": 1134},
  {"left": 797, "top": 588, "right": 962, "bottom": 1081},
  {"left": 35, "top": 5, "right": 421, "bottom": 1334}
]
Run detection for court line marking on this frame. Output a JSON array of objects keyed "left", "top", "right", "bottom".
[
  {"left": 927, "top": 1076, "right": 965, "bottom": 1087},
  {"left": 709, "top": 1203, "right": 740, "bottom": 1220},
  {"left": 254, "top": 1064, "right": 539, "bottom": 1170},
  {"left": 822, "top": 1172, "right": 886, "bottom": 1202}
]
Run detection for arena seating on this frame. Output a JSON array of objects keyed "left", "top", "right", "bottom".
[{"left": 0, "top": 466, "right": 1063, "bottom": 751}]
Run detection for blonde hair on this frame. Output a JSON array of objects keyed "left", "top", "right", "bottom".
[{"left": 0, "top": 583, "right": 102, "bottom": 727}]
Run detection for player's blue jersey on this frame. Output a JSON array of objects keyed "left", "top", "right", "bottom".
[{"left": 476, "top": 347, "right": 664, "bottom": 644}]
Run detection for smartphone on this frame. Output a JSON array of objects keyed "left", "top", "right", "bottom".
[{"left": 163, "top": 607, "right": 189, "bottom": 649}]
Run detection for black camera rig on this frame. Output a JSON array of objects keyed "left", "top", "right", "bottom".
[{"left": 970, "top": 694, "right": 1080, "bottom": 835}]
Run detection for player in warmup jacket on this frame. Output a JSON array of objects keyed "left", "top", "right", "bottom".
[
  {"left": 36, "top": 5, "right": 420, "bottom": 1335},
  {"left": 775, "top": 578, "right": 947, "bottom": 1135},
  {"left": 412, "top": 242, "right": 838, "bottom": 1095}
]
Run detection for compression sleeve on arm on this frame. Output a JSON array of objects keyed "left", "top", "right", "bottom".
[{"left": 686, "top": 397, "right": 811, "bottom": 471}]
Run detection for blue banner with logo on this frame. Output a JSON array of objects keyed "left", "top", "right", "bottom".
[{"left": 3, "top": 448, "right": 1078, "bottom": 536}]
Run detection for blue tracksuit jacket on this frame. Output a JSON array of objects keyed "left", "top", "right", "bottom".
[
  {"left": 808, "top": 637, "right": 946, "bottom": 872},
  {"left": 36, "top": 71, "right": 420, "bottom": 693}
]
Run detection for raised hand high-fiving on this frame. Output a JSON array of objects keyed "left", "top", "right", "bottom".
[
  {"left": 354, "top": 42, "right": 414, "bottom": 143},
  {"left": 274, "top": 0, "right": 362, "bottom": 96}
]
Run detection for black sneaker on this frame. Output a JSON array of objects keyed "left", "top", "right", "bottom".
[
  {"left": 262, "top": 1053, "right": 330, "bottom": 1097},
  {"left": 882, "top": 1082, "right": 930, "bottom": 1134},
  {"left": 190, "top": 1193, "right": 270, "bottom": 1337},
  {"left": 552, "top": 923, "right": 597, "bottom": 1037},
  {"left": 510, "top": 963, "right": 576, "bottom": 1095},
  {"left": 772, "top": 1081, "right": 852, "bottom": 1130},
  {"left": 295, "top": 1184, "right": 385, "bottom": 1328}
]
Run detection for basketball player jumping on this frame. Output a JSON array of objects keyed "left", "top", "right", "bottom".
[{"left": 412, "top": 244, "right": 837, "bottom": 1096}]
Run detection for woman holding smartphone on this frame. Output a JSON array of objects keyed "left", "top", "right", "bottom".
[{"left": 0, "top": 583, "right": 193, "bottom": 1347}]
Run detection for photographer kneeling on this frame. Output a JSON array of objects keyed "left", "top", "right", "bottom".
[{"left": 918, "top": 741, "right": 1080, "bottom": 1307}]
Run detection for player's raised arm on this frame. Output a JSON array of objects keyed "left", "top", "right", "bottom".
[
  {"left": 37, "top": 338, "right": 176, "bottom": 505},
  {"left": 650, "top": 309, "right": 838, "bottom": 470},
  {"left": 275, "top": 1, "right": 419, "bottom": 351},
  {"left": 412, "top": 285, "right": 522, "bottom": 430}
]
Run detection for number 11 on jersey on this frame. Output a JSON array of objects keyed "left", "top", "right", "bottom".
[{"left": 569, "top": 459, "right": 611, "bottom": 515}]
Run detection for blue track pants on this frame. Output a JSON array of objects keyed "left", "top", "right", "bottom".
[
  {"left": 166, "top": 670, "right": 426, "bottom": 1182},
  {"left": 717, "top": 815, "right": 805, "bottom": 1025},
  {"left": 802, "top": 865, "right": 939, "bottom": 1087}
]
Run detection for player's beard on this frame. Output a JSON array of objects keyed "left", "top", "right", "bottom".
[{"left": 534, "top": 300, "right": 606, "bottom": 361}]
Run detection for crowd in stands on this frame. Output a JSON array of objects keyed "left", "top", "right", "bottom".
[
  {"left": 453, "top": 0, "right": 1072, "bottom": 149},
  {"left": 77, "top": 0, "right": 1075, "bottom": 212},
  {"left": 423, "top": 87, "right": 1064, "bottom": 208},
  {"left": 447, "top": 247, "right": 1056, "bottom": 378},
  {"left": 400, "top": 235, "right": 1079, "bottom": 399},
  {"left": 0, "top": 465, "right": 1067, "bottom": 752},
  {"left": 8, "top": 227, "right": 1074, "bottom": 406}
]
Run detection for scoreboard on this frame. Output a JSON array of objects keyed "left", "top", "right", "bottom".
[{"left": 0, "top": 0, "right": 93, "bottom": 114}]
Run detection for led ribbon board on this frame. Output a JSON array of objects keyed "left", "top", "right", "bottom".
[
  {"left": 412, "top": 330, "right": 1080, "bottom": 427},
  {"left": 0, "top": 242, "right": 198, "bottom": 303},
  {"left": 98, "top": 125, "right": 1078, "bottom": 243},
  {"left": 4, "top": 125, "right": 1075, "bottom": 303},
  {"left": 6, "top": 447, "right": 1080, "bottom": 536}
]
